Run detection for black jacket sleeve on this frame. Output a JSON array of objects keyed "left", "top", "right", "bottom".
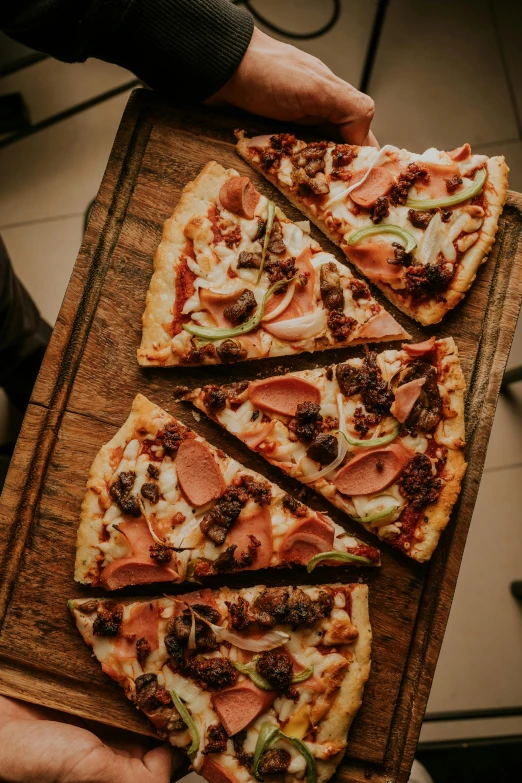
[{"left": 0, "top": 0, "right": 254, "bottom": 101}]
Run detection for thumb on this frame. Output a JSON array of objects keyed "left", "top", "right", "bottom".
[
  {"left": 328, "top": 84, "right": 376, "bottom": 145},
  {"left": 142, "top": 744, "right": 177, "bottom": 779}
]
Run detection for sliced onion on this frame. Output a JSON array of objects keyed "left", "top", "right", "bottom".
[
  {"left": 301, "top": 394, "right": 349, "bottom": 483},
  {"left": 138, "top": 497, "right": 165, "bottom": 546},
  {"left": 188, "top": 606, "right": 197, "bottom": 650},
  {"left": 192, "top": 609, "right": 289, "bottom": 651},
  {"left": 324, "top": 145, "right": 398, "bottom": 208},
  {"left": 418, "top": 211, "right": 442, "bottom": 266},
  {"left": 262, "top": 282, "right": 296, "bottom": 322},
  {"left": 246, "top": 134, "right": 272, "bottom": 149},
  {"left": 263, "top": 309, "right": 327, "bottom": 341}
]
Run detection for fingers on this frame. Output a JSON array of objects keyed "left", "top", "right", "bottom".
[
  {"left": 330, "top": 85, "right": 376, "bottom": 145},
  {"left": 142, "top": 744, "right": 176, "bottom": 779}
]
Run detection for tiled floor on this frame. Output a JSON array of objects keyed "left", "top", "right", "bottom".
[{"left": 1, "top": 0, "right": 521, "bottom": 750}]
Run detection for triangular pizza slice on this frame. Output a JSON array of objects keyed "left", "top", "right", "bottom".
[
  {"left": 75, "top": 394, "right": 380, "bottom": 590},
  {"left": 137, "top": 161, "right": 409, "bottom": 367},
  {"left": 186, "top": 338, "right": 467, "bottom": 562},
  {"left": 69, "top": 583, "right": 371, "bottom": 783},
  {"left": 236, "top": 131, "right": 508, "bottom": 325}
]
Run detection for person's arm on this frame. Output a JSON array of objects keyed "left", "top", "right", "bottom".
[{"left": 0, "top": 0, "right": 376, "bottom": 144}]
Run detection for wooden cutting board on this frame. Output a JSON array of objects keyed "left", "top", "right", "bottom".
[{"left": 0, "top": 89, "right": 521, "bottom": 783}]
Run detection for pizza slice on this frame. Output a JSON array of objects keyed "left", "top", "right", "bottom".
[
  {"left": 236, "top": 131, "right": 509, "bottom": 325},
  {"left": 137, "top": 161, "right": 409, "bottom": 367},
  {"left": 69, "top": 583, "right": 370, "bottom": 783},
  {"left": 186, "top": 338, "right": 467, "bottom": 562},
  {"left": 75, "top": 394, "right": 380, "bottom": 590}
]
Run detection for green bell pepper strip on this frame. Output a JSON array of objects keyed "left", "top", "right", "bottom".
[
  {"left": 67, "top": 600, "right": 75, "bottom": 613},
  {"left": 406, "top": 167, "right": 487, "bottom": 210},
  {"left": 337, "top": 421, "right": 400, "bottom": 449},
  {"left": 351, "top": 505, "right": 400, "bottom": 524},
  {"left": 257, "top": 200, "right": 276, "bottom": 284},
  {"left": 234, "top": 658, "right": 314, "bottom": 689},
  {"left": 254, "top": 722, "right": 317, "bottom": 783},
  {"left": 170, "top": 690, "right": 199, "bottom": 756},
  {"left": 290, "top": 664, "right": 314, "bottom": 683},
  {"left": 346, "top": 224, "right": 417, "bottom": 254},
  {"left": 182, "top": 277, "right": 291, "bottom": 341},
  {"left": 307, "top": 550, "right": 372, "bottom": 572}
]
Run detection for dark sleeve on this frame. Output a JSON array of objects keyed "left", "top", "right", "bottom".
[{"left": 0, "top": 0, "right": 254, "bottom": 101}]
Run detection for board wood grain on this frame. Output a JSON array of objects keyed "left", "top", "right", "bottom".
[{"left": 0, "top": 90, "right": 521, "bottom": 783}]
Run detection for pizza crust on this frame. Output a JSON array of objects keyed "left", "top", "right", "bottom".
[{"left": 236, "top": 134, "right": 509, "bottom": 326}]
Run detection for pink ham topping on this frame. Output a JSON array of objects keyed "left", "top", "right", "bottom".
[
  {"left": 118, "top": 517, "right": 155, "bottom": 556},
  {"left": 349, "top": 164, "right": 398, "bottom": 208},
  {"left": 263, "top": 247, "right": 315, "bottom": 328},
  {"left": 176, "top": 439, "right": 226, "bottom": 507},
  {"left": 402, "top": 336, "right": 436, "bottom": 357},
  {"left": 100, "top": 558, "right": 178, "bottom": 591},
  {"left": 391, "top": 378, "right": 426, "bottom": 423},
  {"left": 356, "top": 310, "right": 409, "bottom": 341},
  {"left": 113, "top": 602, "right": 160, "bottom": 658},
  {"left": 226, "top": 506, "right": 273, "bottom": 569},
  {"left": 200, "top": 756, "right": 241, "bottom": 783},
  {"left": 249, "top": 375, "right": 320, "bottom": 417},
  {"left": 211, "top": 680, "right": 276, "bottom": 735},
  {"left": 334, "top": 442, "right": 413, "bottom": 496},
  {"left": 448, "top": 143, "right": 471, "bottom": 161},
  {"left": 414, "top": 161, "right": 462, "bottom": 199},
  {"left": 280, "top": 513, "right": 335, "bottom": 564},
  {"left": 199, "top": 289, "right": 242, "bottom": 328},
  {"left": 219, "top": 176, "right": 260, "bottom": 219},
  {"left": 344, "top": 240, "right": 405, "bottom": 286},
  {"left": 240, "top": 420, "right": 276, "bottom": 449}
]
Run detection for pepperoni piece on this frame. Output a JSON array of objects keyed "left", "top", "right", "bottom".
[
  {"left": 356, "top": 310, "right": 409, "bottom": 341},
  {"left": 280, "top": 513, "right": 335, "bottom": 564},
  {"left": 240, "top": 420, "right": 276, "bottom": 449},
  {"left": 391, "top": 378, "right": 426, "bottom": 423},
  {"left": 448, "top": 143, "right": 471, "bottom": 161},
  {"left": 118, "top": 517, "right": 155, "bottom": 557},
  {"left": 226, "top": 506, "right": 273, "bottom": 569},
  {"left": 211, "top": 680, "right": 276, "bottom": 735},
  {"left": 176, "top": 439, "right": 226, "bottom": 507},
  {"left": 219, "top": 176, "right": 260, "bottom": 219},
  {"left": 100, "top": 558, "right": 178, "bottom": 591},
  {"left": 349, "top": 166, "right": 396, "bottom": 208},
  {"left": 402, "top": 336, "right": 436, "bottom": 357},
  {"left": 334, "top": 442, "right": 413, "bottom": 496},
  {"left": 199, "top": 289, "right": 242, "bottom": 327},
  {"left": 114, "top": 602, "right": 160, "bottom": 658},
  {"left": 249, "top": 376, "right": 320, "bottom": 417},
  {"left": 345, "top": 241, "right": 404, "bottom": 285},
  {"left": 200, "top": 756, "right": 241, "bottom": 783}
]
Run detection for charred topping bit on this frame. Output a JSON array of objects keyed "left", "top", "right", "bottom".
[
  {"left": 223, "top": 289, "right": 257, "bottom": 325},
  {"left": 166, "top": 605, "right": 220, "bottom": 652},
  {"left": 282, "top": 494, "right": 308, "bottom": 517},
  {"left": 164, "top": 633, "right": 185, "bottom": 660},
  {"left": 200, "top": 485, "right": 248, "bottom": 546},
  {"left": 405, "top": 259, "right": 454, "bottom": 299},
  {"left": 327, "top": 310, "right": 358, "bottom": 342},
  {"left": 371, "top": 196, "right": 390, "bottom": 224},
  {"left": 407, "top": 209, "right": 435, "bottom": 229},
  {"left": 349, "top": 278, "right": 370, "bottom": 301},
  {"left": 136, "top": 636, "right": 151, "bottom": 664},
  {"left": 135, "top": 673, "right": 173, "bottom": 710},
  {"left": 237, "top": 474, "right": 272, "bottom": 505},
  {"left": 293, "top": 166, "right": 330, "bottom": 196},
  {"left": 77, "top": 599, "right": 99, "bottom": 614},
  {"left": 336, "top": 362, "right": 363, "bottom": 397},
  {"left": 226, "top": 595, "right": 252, "bottom": 631},
  {"left": 147, "top": 463, "right": 160, "bottom": 480},
  {"left": 336, "top": 354, "right": 393, "bottom": 414},
  {"left": 157, "top": 421, "right": 184, "bottom": 454},
  {"left": 149, "top": 542, "right": 173, "bottom": 564},
  {"left": 265, "top": 256, "right": 296, "bottom": 286},
  {"left": 253, "top": 586, "right": 334, "bottom": 628},
  {"left": 320, "top": 262, "right": 344, "bottom": 311},
  {"left": 256, "top": 650, "right": 293, "bottom": 691},
  {"left": 217, "top": 339, "right": 247, "bottom": 363},
  {"left": 233, "top": 731, "right": 255, "bottom": 771},
  {"left": 387, "top": 241, "right": 413, "bottom": 267},
  {"left": 266, "top": 220, "right": 286, "bottom": 255},
  {"left": 289, "top": 401, "right": 323, "bottom": 443},
  {"left": 391, "top": 163, "right": 429, "bottom": 206},
  {"left": 141, "top": 482, "right": 160, "bottom": 504},
  {"left": 292, "top": 141, "right": 328, "bottom": 168},
  {"left": 399, "top": 361, "right": 442, "bottom": 430},
  {"left": 332, "top": 143, "right": 357, "bottom": 169},
  {"left": 223, "top": 381, "right": 249, "bottom": 403},
  {"left": 253, "top": 217, "right": 266, "bottom": 241},
  {"left": 203, "top": 723, "right": 228, "bottom": 755},
  {"left": 441, "top": 208, "right": 452, "bottom": 223},
  {"left": 181, "top": 655, "right": 239, "bottom": 690},
  {"left": 93, "top": 603, "right": 124, "bottom": 637},
  {"left": 258, "top": 748, "right": 292, "bottom": 776},
  {"left": 270, "top": 133, "right": 297, "bottom": 153},
  {"left": 110, "top": 471, "right": 141, "bottom": 517},
  {"left": 237, "top": 250, "right": 261, "bottom": 269},
  {"left": 203, "top": 385, "right": 227, "bottom": 411},
  {"left": 307, "top": 432, "right": 339, "bottom": 464},
  {"left": 398, "top": 453, "right": 443, "bottom": 509},
  {"left": 445, "top": 175, "right": 463, "bottom": 193},
  {"left": 212, "top": 538, "right": 261, "bottom": 572},
  {"left": 353, "top": 406, "right": 382, "bottom": 438}
]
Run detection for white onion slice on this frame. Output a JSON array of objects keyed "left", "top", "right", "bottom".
[
  {"left": 192, "top": 608, "right": 289, "bottom": 651},
  {"left": 418, "top": 212, "right": 442, "bottom": 266},
  {"left": 263, "top": 309, "right": 327, "bottom": 341},
  {"left": 138, "top": 498, "right": 165, "bottom": 546},
  {"left": 301, "top": 393, "right": 349, "bottom": 483},
  {"left": 262, "top": 282, "right": 296, "bottom": 322},
  {"left": 323, "top": 145, "right": 399, "bottom": 208},
  {"left": 188, "top": 607, "right": 197, "bottom": 650},
  {"left": 246, "top": 134, "right": 273, "bottom": 149}
]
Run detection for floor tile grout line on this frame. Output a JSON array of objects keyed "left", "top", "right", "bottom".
[
  {"left": 488, "top": 0, "right": 522, "bottom": 140},
  {"left": 483, "top": 460, "right": 522, "bottom": 475},
  {"left": 473, "top": 136, "right": 521, "bottom": 151},
  {"left": 0, "top": 212, "right": 86, "bottom": 231}
]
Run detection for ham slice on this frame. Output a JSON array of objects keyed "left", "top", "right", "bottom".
[
  {"left": 448, "top": 143, "right": 471, "bottom": 161},
  {"left": 344, "top": 241, "right": 405, "bottom": 285},
  {"left": 240, "top": 420, "right": 276, "bottom": 449},
  {"left": 402, "top": 336, "right": 436, "bottom": 358},
  {"left": 414, "top": 161, "right": 462, "bottom": 199},
  {"left": 100, "top": 558, "right": 178, "bottom": 591},
  {"left": 263, "top": 248, "right": 315, "bottom": 327},
  {"left": 226, "top": 506, "right": 273, "bottom": 569},
  {"left": 334, "top": 442, "right": 413, "bottom": 496},
  {"left": 391, "top": 378, "right": 426, "bottom": 423},
  {"left": 280, "top": 514, "right": 335, "bottom": 564},
  {"left": 176, "top": 439, "right": 226, "bottom": 507},
  {"left": 200, "top": 757, "right": 241, "bottom": 783},
  {"left": 114, "top": 602, "right": 160, "bottom": 658},
  {"left": 212, "top": 680, "right": 276, "bottom": 735},
  {"left": 199, "top": 289, "right": 241, "bottom": 327},
  {"left": 219, "top": 176, "right": 260, "bottom": 219},
  {"left": 356, "top": 310, "right": 409, "bottom": 341},
  {"left": 248, "top": 376, "right": 320, "bottom": 416},
  {"left": 118, "top": 517, "right": 155, "bottom": 557},
  {"left": 349, "top": 165, "right": 397, "bottom": 208}
]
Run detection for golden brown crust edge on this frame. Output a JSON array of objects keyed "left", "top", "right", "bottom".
[{"left": 237, "top": 136, "right": 508, "bottom": 326}]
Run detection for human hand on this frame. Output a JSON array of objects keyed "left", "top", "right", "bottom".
[
  {"left": 0, "top": 695, "right": 179, "bottom": 783},
  {"left": 208, "top": 27, "right": 378, "bottom": 147}
]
